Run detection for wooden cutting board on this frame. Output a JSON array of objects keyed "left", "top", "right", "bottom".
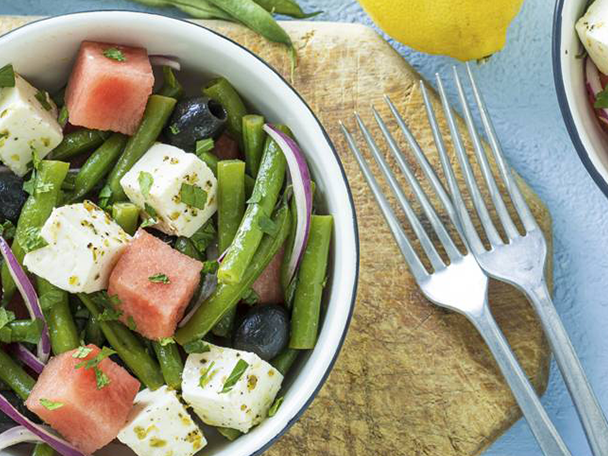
[{"left": 0, "top": 17, "right": 552, "bottom": 456}]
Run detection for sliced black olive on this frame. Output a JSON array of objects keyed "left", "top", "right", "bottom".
[
  {"left": 0, "top": 172, "right": 27, "bottom": 224},
  {"left": 233, "top": 305, "right": 289, "bottom": 361},
  {"left": 165, "top": 96, "right": 228, "bottom": 152}
]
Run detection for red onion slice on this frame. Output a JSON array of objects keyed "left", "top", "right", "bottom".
[
  {"left": 149, "top": 55, "right": 181, "bottom": 71},
  {"left": 585, "top": 57, "right": 608, "bottom": 126},
  {"left": 0, "top": 236, "right": 50, "bottom": 363},
  {"left": 263, "top": 125, "right": 313, "bottom": 285},
  {"left": 179, "top": 274, "right": 218, "bottom": 328},
  {"left": 0, "top": 394, "right": 86, "bottom": 456},
  {"left": 7, "top": 344, "right": 44, "bottom": 374},
  {"left": 0, "top": 425, "right": 42, "bottom": 450}
]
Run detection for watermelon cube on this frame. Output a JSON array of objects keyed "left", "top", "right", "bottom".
[
  {"left": 108, "top": 229, "right": 203, "bottom": 340},
  {"left": 25, "top": 344, "right": 140, "bottom": 454},
  {"left": 65, "top": 41, "right": 154, "bottom": 135}
]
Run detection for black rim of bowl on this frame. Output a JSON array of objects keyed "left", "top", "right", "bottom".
[
  {"left": 0, "top": 10, "right": 360, "bottom": 456},
  {"left": 553, "top": 0, "right": 608, "bottom": 197}
]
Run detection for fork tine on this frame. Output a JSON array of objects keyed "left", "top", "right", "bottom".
[
  {"left": 370, "top": 105, "right": 463, "bottom": 262},
  {"left": 435, "top": 73, "right": 504, "bottom": 247},
  {"left": 452, "top": 67, "right": 520, "bottom": 240},
  {"left": 354, "top": 113, "right": 446, "bottom": 270},
  {"left": 419, "top": 82, "right": 486, "bottom": 255},
  {"left": 339, "top": 121, "right": 428, "bottom": 281},
  {"left": 465, "top": 62, "right": 539, "bottom": 232}
]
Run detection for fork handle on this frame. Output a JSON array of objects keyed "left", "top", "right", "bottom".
[
  {"left": 470, "top": 303, "right": 572, "bottom": 456},
  {"left": 527, "top": 280, "right": 608, "bottom": 456}
]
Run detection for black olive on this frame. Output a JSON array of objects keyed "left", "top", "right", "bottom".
[
  {"left": 144, "top": 228, "right": 177, "bottom": 247},
  {"left": 233, "top": 305, "right": 289, "bottom": 361},
  {"left": 0, "top": 390, "right": 41, "bottom": 432},
  {"left": 0, "top": 172, "right": 27, "bottom": 224},
  {"left": 165, "top": 96, "right": 228, "bottom": 151}
]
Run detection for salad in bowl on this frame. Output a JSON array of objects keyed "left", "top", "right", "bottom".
[{"left": 0, "top": 25, "right": 335, "bottom": 456}]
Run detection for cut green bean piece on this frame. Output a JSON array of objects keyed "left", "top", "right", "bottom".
[
  {"left": 289, "top": 215, "right": 333, "bottom": 349},
  {"left": 0, "top": 348, "right": 35, "bottom": 400},
  {"left": 200, "top": 151, "right": 219, "bottom": 176},
  {"left": 158, "top": 66, "right": 184, "bottom": 99},
  {"left": 270, "top": 348, "right": 299, "bottom": 376},
  {"left": 253, "top": 0, "right": 321, "bottom": 18},
  {"left": 112, "top": 202, "right": 140, "bottom": 236},
  {"left": 175, "top": 237, "right": 203, "bottom": 261},
  {"left": 32, "top": 444, "right": 56, "bottom": 456},
  {"left": 0, "top": 319, "right": 43, "bottom": 344},
  {"left": 203, "top": 77, "right": 247, "bottom": 141},
  {"left": 85, "top": 316, "right": 106, "bottom": 347},
  {"left": 176, "top": 204, "right": 290, "bottom": 344},
  {"left": 38, "top": 277, "right": 80, "bottom": 355},
  {"left": 131, "top": 0, "right": 234, "bottom": 20},
  {"left": 242, "top": 115, "right": 265, "bottom": 177},
  {"left": 49, "top": 129, "right": 109, "bottom": 161},
  {"left": 153, "top": 341, "right": 184, "bottom": 390},
  {"left": 106, "top": 95, "right": 176, "bottom": 203}
]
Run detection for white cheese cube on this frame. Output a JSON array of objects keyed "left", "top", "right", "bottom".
[
  {"left": 577, "top": 0, "right": 608, "bottom": 75},
  {"left": 0, "top": 74, "right": 63, "bottom": 176},
  {"left": 182, "top": 343, "right": 283, "bottom": 433},
  {"left": 120, "top": 143, "right": 217, "bottom": 237},
  {"left": 117, "top": 386, "right": 206, "bottom": 456},
  {"left": 23, "top": 201, "right": 131, "bottom": 293}
]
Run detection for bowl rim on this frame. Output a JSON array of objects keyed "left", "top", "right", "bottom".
[
  {"left": 552, "top": 0, "right": 608, "bottom": 197},
  {"left": 0, "top": 10, "right": 360, "bottom": 456}
]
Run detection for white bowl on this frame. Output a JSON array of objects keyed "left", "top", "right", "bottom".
[
  {"left": 554, "top": 0, "right": 608, "bottom": 195},
  {"left": 0, "top": 11, "right": 359, "bottom": 456}
]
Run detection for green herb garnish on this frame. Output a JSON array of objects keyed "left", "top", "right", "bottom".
[
  {"left": 0, "top": 64, "right": 15, "bottom": 88},
  {"left": 257, "top": 214, "right": 278, "bottom": 236},
  {"left": 183, "top": 339, "right": 210, "bottom": 354},
  {"left": 268, "top": 396, "right": 284, "bottom": 417},
  {"left": 39, "top": 289, "right": 65, "bottom": 311},
  {"left": 180, "top": 183, "right": 208, "bottom": 209},
  {"left": 196, "top": 138, "right": 214, "bottom": 156},
  {"left": 141, "top": 203, "right": 158, "bottom": 228},
  {"left": 75, "top": 346, "right": 116, "bottom": 390},
  {"left": 35, "top": 90, "right": 52, "bottom": 111},
  {"left": 72, "top": 346, "right": 93, "bottom": 359},
  {"left": 39, "top": 399, "right": 64, "bottom": 410},
  {"left": 138, "top": 171, "right": 154, "bottom": 199},
  {"left": 149, "top": 273, "right": 170, "bottom": 284},
  {"left": 201, "top": 260, "right": 218, "bottom": 275},
  {"left": 97, "top": 306, "right": 123, "bottom": 322},
  {"left": 190, "top": 221, "right": 216, "bottom": 253},
  {"left": 103, "top": 48, "right": 126, "bottom": 62},
  {"left": 98, "top": 185, "right": 112, "bottom": 210},
  {"left": 22, "top": 150, "right": 42, "bottom": 196},
  {"left": 0, "top": 220, "right": 15, "bottom": 240},
  {"left": 596, "top": 85, "right": 608, "bottom": 109},
  {"left": 0, "top": 308, "right": 15, "bottom": 330},
  {"left": 95, "top": 368, "right": 111, "bottom": 389},
  {"left": 18, "top": 226, "right": 47, "bottom": 253},
  {"left": 58, "top": 105, "right": 69, "bottom": 128},
  {"left": 169, "top": 123, "right": 180, "bottom": 135},
  {"left": 220, "top": 359, "right": 249, "bottom": 394},
  {"left": 159, "top": 337, "right": 175, "bottom": 346},
  {"left": 199, "top": 361, "right": 217, "bottom": 388}
]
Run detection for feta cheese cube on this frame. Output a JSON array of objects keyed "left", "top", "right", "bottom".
[
  {"left": 182, "top": 343, "right": 283, "bottom": 433},
  {"left": 23, "top": 201, "right": 131, "bottom": 293},
  {"left": 118, "top": 386, "right": 206, "bottom": 456},
  {"left": 577, "top": 0, "right": 608, "bottom": 75},
  {"left": 0, "top": 74, "right": 63, "bottom": 176},
  {"left": 120, "top": 143, "right": 217, "bottom": 237}
]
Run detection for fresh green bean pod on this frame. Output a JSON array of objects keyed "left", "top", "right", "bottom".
[
  {"left": 132, "top": 0, "right": 234, "bottom": 20},
  {"left": 242, "top": 114, "right": 265, "bottom": 177},
  {"left": 253, "top": 0, "right": 321, "bottom": 18},
  {"left": 2, "top": 160, "right": 70, "bottom": 303},
  {"left": 85, "top": 316, "right": 106, "bottom": 347},
  {"left": 213, "top": 160, "right": 246, "bottom": 337},
  {"left": 289, "top": 215, "right": 333, "bottom": 349},
  {"left": 0, "top": 348, "right": 35, "bottom": 400},
  {"left": 199, "top": 151, "right": 219, "bottom": 176},
  {"left": 158, "top": 66, "right": 184, "bottom": 99},
  {"left": 112, "top": 202, "right": 140, "bottom": 236},
  {"left": 217, "top": 427, "right": 242, "bottom": 441},
  {"left": 0, "top": 319, "right": 43, "bottom": 344},
  {"left": 175, "top": 237, "right": 203, "bottom": 261},
  {"left": 106, "top": 95, "right": 176, "bottom": 203},
  {"left": 49, "top": 129, "right": 109, "bottom": 161},
  {"left": 152, "top": 341, "right": 184, "bottom": 390},
  {"left": 38, "top": 278, "right": 80, "bottom": 355},
  {"left": 68, "top": 133, "right": 127, "bottom": 203},
  {"left": 270, "top": 348, "right": 299, "bottom": 376},
  {"left": 32, "top": 444, "right": 56, "bottom": 456},
  {"left": 217, "top": 125, "right": 289, "bottom": 285},
  {"left": 203, "top": 77, "right": 247, "bottom": 141},
  {"left": 176, "top": 204, "right": 290, "bottom": 344},
  {"left": 78, "top": 293, "right": 164, "bottom": 390}
]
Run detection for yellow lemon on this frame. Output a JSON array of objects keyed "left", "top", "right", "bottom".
[{"left": 357, "top": 0, "right": 525, "bottom": 61}]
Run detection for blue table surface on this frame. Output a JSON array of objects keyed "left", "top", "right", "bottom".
[{"left": 0, "top": 1, "right": 605, "bottom": 455}]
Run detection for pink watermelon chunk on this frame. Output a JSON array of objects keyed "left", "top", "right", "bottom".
[
  {"left": 25, "top": 344, "right": 140, "bottom": 454},
  {"left": 65, "top": 41, "right": 154, "bottom": 135},
  {"left": 252, "top": 246, "right": 285, "bottom": 304},
  {"left": 108, "top": 229, "right": 203, "bottom": 340}
]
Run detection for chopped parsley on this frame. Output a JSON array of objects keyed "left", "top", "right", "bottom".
[
  {"left": 169, "top": 123, "right": 180, "bottom": 135},
  {"left": 0, "top": 63, "right": 15, "bottom": 88},
  {"left": 98, "top": 185, "right": 112, "bottom": 210},
  {"left": 149, "top": 273, "right": 170, "bottom": 284},
  {"left": 0, "top": 220, "right": 15, "bottom": 240},
  {"left": 35, "top": 90, "right": 52, "bottom": 111},
  {"left": 201, "top": 260, "right": 218, "bottom": 275},
  {"left": 22, "top": 150, "right": 42, "bottom": 196},
  {"left": 17, "top": 226, "right": 47, "bottom": 253},
  {"left": 39, "top": 289, "right": 65, "bottom": 311},
  {"left": 257, "top": 214, "right": 278, "bottom": 236},
  {"left": 140, "top": 203, "right": 158, "bottom": 228},
  {"left": 195, "top": 138, "right": 214, "bottom": 156},
  {"left": 596, "top": 85, "right": 608, "bottom": 109},
  {"left": 103, "top": 48, "right": 126, "bottom": 62},
  {"left": 138, "top": 171, "right": 154, "bottom": 199},
  {"left": 75, "top": 346, "right": 116, "bottom": 390},
  {"left": 199, "top": 361, "right": 217, "bottom": 388},
  {"left": 241, "top": 288, "right": 259, "bottom": 306},
  {"left": 183, "top": 339, "right": 210, "bottom": 354},
  {"left": 95, "top": 368, "right": 111, "bottom": 389},
  {"left": 268, "top": 396, "right": 284, "bottom": 417},
  {"left": 180, "top": 183, "right": 208, "bottom": 209},
  {"left": 97, "top": 306, "right": 123, "bottom": 322},
  {"left": 58, "top": 105, "right": 69, "bottom": 128},
  {"left": 0, "top": 307, "right": 16, "bottom": 330},
  {"left": 220, "top": 359, "right": 249, "bottom": 394},
  {"left": 159, "top": 337, "right": 175, "bottom": 346},
  {"left": 39, "top": 398, "right": 64, "bottom": 410},
  {"left": 72, "top": 346, "right": 94, "bottom": 359},
  {"left": 190, "top": 221, "right": 216, "bottom": 254}
]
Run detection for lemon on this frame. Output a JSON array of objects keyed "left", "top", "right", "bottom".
[{"left": 357, "top": 0, "right": 524, "bottom": 61}]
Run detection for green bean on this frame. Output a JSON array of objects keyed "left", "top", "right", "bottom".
[
  {"left": 112, "top": 202, "right": 140, "bottom": 236},
  {"left": 0, "top": 319, "right": 43, "bottom": 344},
  {"left": 176, "top": 204, "right": 290, "bottom": 344},
  {"left": 158, "top": 66, "right": 184, "bottom": 99},
  {"left": 253, "top": 0, "right": 321, "bottom": 18},
  {"left": 200, "top": 151, "right": 219, "bottom": 176},
  {"left": 0, "top": 348, "right": 35, "bottom": 400},
  {"left": 106, "top": 95, "right": 176, "bottom": 203},
  {"left": 289, "top": 215, "right": 333, "bottom": 349},
  {"left": 242, "top": 114, "right": 265, "bottom": 177},
  {"left": 2, "top": 160, "right": 70, "bottom": 303},
  {"left": 68, "top": 133, "right": 127, "bottom": 203},
  {"left": 213, "top": 160, "right": 246, "bottom": 337},
  {"left": 38, "top": 278, "right": 80, "bottom": 355},
  {"left": 203, "top": 77, "right": 247, "bottom": 141},
  {"left": 131, "top": 0, "right": 234, "bottom": 20},
  {"left": 32, "top": 444, "right": 56, "bottom": 456},
  {"left": 217, "top": 427, "right": 242, "bottom": 441},
  {"left": 51, "top": 86, "right": 66, "bottom": 107},
  {"left": 270, "top": 348, "right": 299, "bottom": 376},
  {"left": 49, "top": 129, "right": 109, "bottom": 161},
  {"left": 78, "top": 293, "right": 164, "bottom": 390},
  {"left": 217, "top": 125, "right": 289, "bottom": 285},
  {"left": 152, "top": 341, "right": 184, "bottom": 390},
  {"left": 61, "top": 172, "right": 76, "bottom": 192},
  {"left": 175, "top": 237, "right": 203, "bottom": 261},
  {"left": 85, "top": 316, "right": 106, "bottom": 347}
]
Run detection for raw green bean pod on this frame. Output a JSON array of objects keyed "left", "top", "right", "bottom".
[
  {"left": 131, "top": 0, "right": 234, "bottom": 20},
  {"left": 203, "top": 77, "right": 247, "bottom": 141},
  {"left": 0, "top": 319, "right": 43, "bottom": 344},
  {"left": 270, "top": 347, "right": 299, "bottom": 376},
  {"left": 152, "top": 341, "right": 184, "bottom": 390},
  {"left": 242, "top": 114, "right": 265, "bottom": 177},
  {"left": 38, "top": 278, "right": 80, "bottom": 355},
  {"left": 253, "top": 0, "right": 321, "bottom": 18},
  {"left": 158, "top": 66, "right": 184, "bottom": 99},
  {"left": 32, "top": 444, "right": 56, "bottom": 456},
  {"left": 0, "top": 348, "right": 35, "bottom": 400},
  {"left": 111, "top": 202, "right": 140, "bottom": 236},
  {"left": 49, "top": 129, "right": 109, "bottom": 161},
  {"left": 85, "top": 316, "right": 106, "bottom": 347}
]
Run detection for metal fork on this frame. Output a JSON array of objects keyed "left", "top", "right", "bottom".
[
  {"left": 427, "top": 63, "right": 608, "bottom": 456},
  {"left": 340, "top": 115, "right": 571, "bottom": 454}
]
